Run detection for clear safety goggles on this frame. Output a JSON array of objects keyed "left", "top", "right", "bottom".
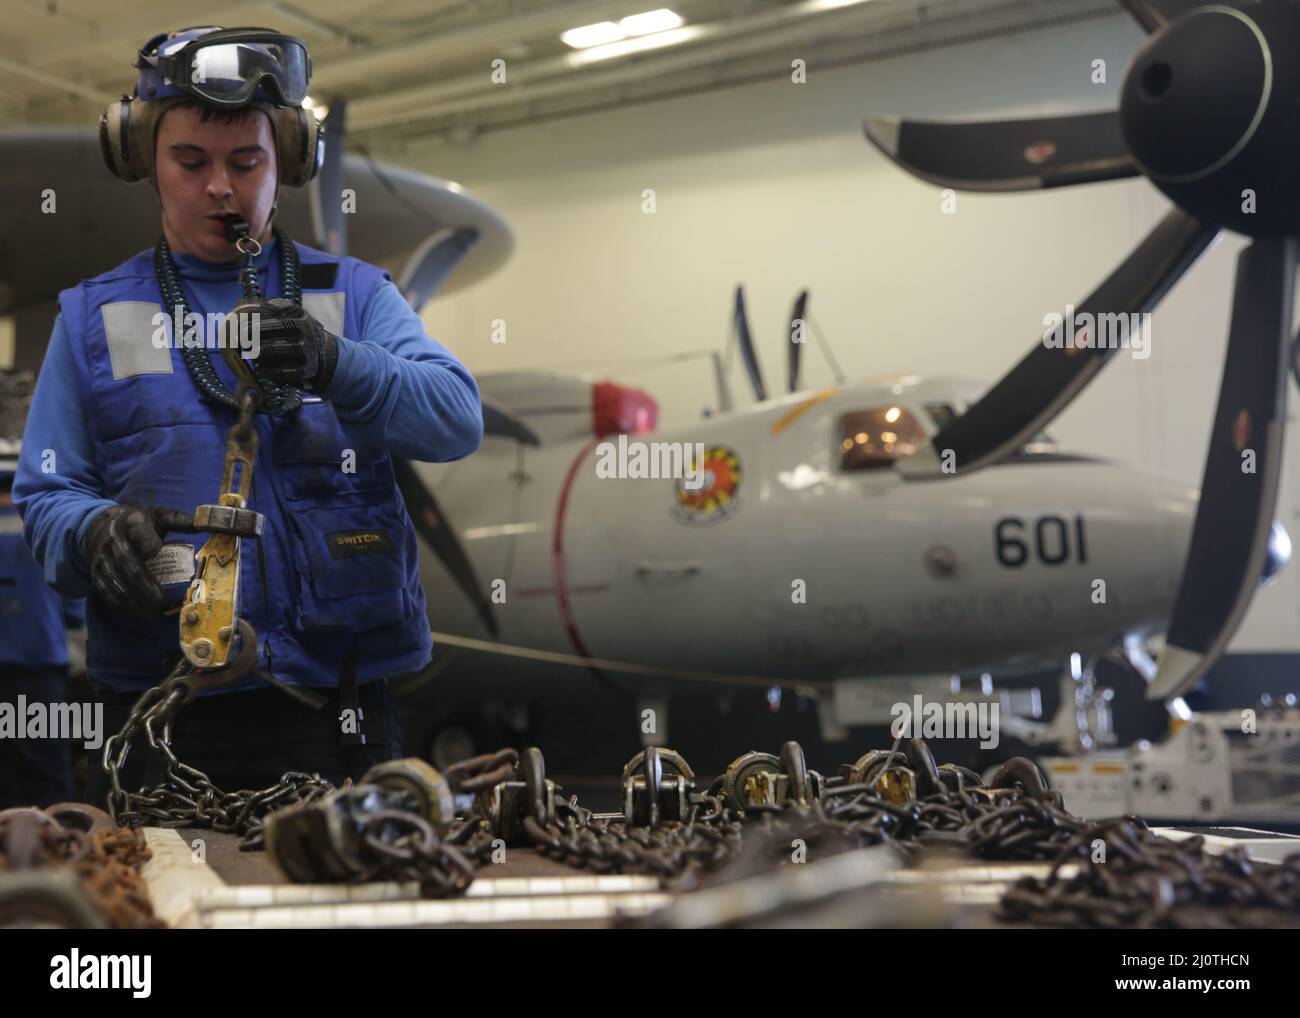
[{"left": 150, "top": 28, "right": 311, "bottom": 108}]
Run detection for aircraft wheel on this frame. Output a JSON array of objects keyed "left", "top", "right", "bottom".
[{"left": 428, "top": 724, "right": 480, "bottom": 771}]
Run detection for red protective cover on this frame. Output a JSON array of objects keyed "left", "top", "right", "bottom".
[{"left": 592, "top": 380, "right": 658, "bottom": 437}]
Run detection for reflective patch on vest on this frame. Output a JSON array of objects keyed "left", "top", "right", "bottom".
[
  {"left": 146, "top": 543, "right": 196, "bottom": 586},
  {"left": 302, "top": 292, "right": 345, "bottom": 337},
  {"left": 0, "top": 514, "right": 20, "bottom": 534},
  {"left": 102, "top": 301, "right": 174, "bottom": 380},
  {"left": 325, "top": 528, "right": 395, "bottom": 559}
]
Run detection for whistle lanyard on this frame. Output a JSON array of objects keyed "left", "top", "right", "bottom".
[{"left": 154, "top": 225, "right": 305, "bottom": 415}]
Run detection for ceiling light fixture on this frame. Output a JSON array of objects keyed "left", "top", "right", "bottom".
[{"left": 561, "top": 8, "right": 687, "bottom": 52}]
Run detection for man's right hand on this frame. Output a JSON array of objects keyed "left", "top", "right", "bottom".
[{"left": 85, "top": 505, "right": 197, "bottom": 623}]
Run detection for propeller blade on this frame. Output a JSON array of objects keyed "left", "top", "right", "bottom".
[
  {"left": 864, "top": 111, "right": 1137, "bottom": 192},
  {"left": 710, "top": 351, "right": 734, "bottom": 415},
  {"left": 398, "top": 226, "right": 481, "bottom": 314},
  {"left": 310, "top": 100, "right": 348, "bottom": 256},
  {"left": 898, "top": 209, "right": 1216, "bottom": 478},
  {"left": 1119, "top": 0, "right": 1166, "bottom": 32},
  {"left": 1147, "top": 238, "right": 1297, "bottom": 701},
  {"left": 788, "top": 290, "right": 808, "bottom": 393},
  {"left": 1117, "top": 0, "right": 1203, "bottom": 33},
  {"left": 734, "top": 286, "right": 767, "bottom": 402},
  {"left": 482, "top": 397, "right": 540, "bottom": 445},
  {"left": 392, "top": 457, "right": 499, "bottom": 638}
]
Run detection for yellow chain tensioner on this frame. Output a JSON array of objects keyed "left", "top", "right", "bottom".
[{"left": 178, "top": 312, "right": 267, "bottom": 670}]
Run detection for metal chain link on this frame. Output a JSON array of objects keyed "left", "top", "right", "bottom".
[
  {"left": 1001, "top": 816, "right": 1300, "bottom": 928},
  {"left": 356, "top": 811, "right": 490, "bottom": 897},
  {"left": 102, "top": 662, "right": 334, "bottom": 851},
  {"left": 0, "top": 807, "right": 164, "bottom": 928}
]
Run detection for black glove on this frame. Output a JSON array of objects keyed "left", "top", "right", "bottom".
[
  {"left": 240, "top": 297, "right": 340, "bottom": 392},
  {"left": 85, "top": 504, "right": 197, "bottom": 623}
]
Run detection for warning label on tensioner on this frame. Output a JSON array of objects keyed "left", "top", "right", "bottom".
[{"left": 147, "top": 543, "right": 196, "bottom": 586}]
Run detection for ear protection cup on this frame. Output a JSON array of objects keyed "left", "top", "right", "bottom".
[
  {"left": 270, "top": 104, "right": 323, "bottom": 188},
  {"left": 97, "top": 96, "right": 322, "bottom": 187},
  {"left": 98, "top": 97, "right": 150, "bottom": 183}
]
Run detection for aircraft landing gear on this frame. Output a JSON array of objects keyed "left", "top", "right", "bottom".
[
  {"left": 420, "top": 703, "right": 533, "bottom": 771},
  {"left": 1005, "top": 652, "right": 1115, "bottom": 754}
]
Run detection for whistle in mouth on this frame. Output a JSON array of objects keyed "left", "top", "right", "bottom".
[{"left": 221, "top": 214, "right": 251, "bottom": 243}]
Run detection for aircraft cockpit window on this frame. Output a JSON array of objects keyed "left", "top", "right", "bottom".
[
  {"left": 838, "top": 406, "right": 926, "bottom": 470},
  {"left": 924, "top": 403, "right": 958, "bottom": 430}
]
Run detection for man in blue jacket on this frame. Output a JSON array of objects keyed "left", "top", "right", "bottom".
[
  {"left": 1, "top": 377, "right": 85, "bottom": 808},
  {"left": 12, "top": 26, "right": 482, "bottom": 802}
]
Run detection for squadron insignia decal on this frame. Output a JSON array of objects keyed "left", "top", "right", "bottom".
[{"left": 673, "top": 446, "right": 741, "bottom": 525}]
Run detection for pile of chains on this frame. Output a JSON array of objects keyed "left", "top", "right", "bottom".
[
  {"left": 275, "top": 738, "right": 1298, "bottom": 928},
  {"left": 256, "top": 739, "right": 1087, "bottom": 890},
  {"left": 264, "top": 754, "right": 511, "bottom": 898},
  {"left": 0, "top": 804, "right": 163, "bottom": 929},
  {"left": 482, "top": 746, "right": 741, "bottom": 879},
  {"left": 514, "top": 742, "right": 1107, "bottom": 888},
  {"left": 102, "top": 666, "right": 336, "bottom": 851},
  {"left": 1001, "top": 815, "right": 1300, "bottom": 929},
  {"left": 523, "top": 806, "right": 743, "bottom": 879},
  {"left": 98, "top": 684, "right": 1300, "bottom": 925}
]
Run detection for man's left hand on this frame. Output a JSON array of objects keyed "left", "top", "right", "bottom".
[{"left": 238, "top": 297, "right": 340, "bottom": 391}]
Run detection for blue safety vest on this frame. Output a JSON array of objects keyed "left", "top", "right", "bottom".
[
  {"left": 57, "top": 240, "right": 432, "bottom": 692},
  {"left": 1, "top": 490, "right": 76, "bottom": 668}
]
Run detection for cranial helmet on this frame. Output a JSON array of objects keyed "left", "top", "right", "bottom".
[{"left": 98, "top": 25, "right": 323, "bottom": 188}]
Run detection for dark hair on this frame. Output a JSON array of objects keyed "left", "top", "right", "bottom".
[{"left": 168, "top": 100, "right": 263, "bottom": 125}]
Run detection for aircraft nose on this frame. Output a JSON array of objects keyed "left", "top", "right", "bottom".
[{"left": 1147, "top": 477, "right": 1197, "bottom": 573}]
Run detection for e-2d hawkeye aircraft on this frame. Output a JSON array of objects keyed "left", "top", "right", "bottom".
[{"left": 397, "top": 289, "right": 1287, "bottom": 766}]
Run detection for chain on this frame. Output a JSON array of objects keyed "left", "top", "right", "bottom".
[
  {"left": 154, "top": 225, "right": 304, "bottom": 415},
  {"left": 511, "top": 741, "right": 1073, "bottom": 884},
  {"left": 262, "top": 754, "right": 514, "bottom": 897},
  {"left": 491, "top": 742, "right": 1300, "bottom": 928},
  {"left": 525, "top": 805, "right": 744, "bottom": 879},
  {"left": 95, "top": 690, "right": 1300, "bottom": 926},
  {"left": 355, "top": 811, "right": 491, "bottom": 897},
  {"left": 102, "top": 662, "right": 334, "bottom": 851},
  {"left": 1001, "top": 816, "right": 1300, "bottom": 928},
  {"left": 0, "top": 806, "right": 164, "bottom": 928}
]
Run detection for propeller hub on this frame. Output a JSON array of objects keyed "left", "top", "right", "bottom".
[{"left": 1120, "top": 2, "right": 1300, "bottom": 236}]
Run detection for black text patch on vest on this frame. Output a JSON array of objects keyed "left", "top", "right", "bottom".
[
  {"left": 325, "top": 528, "right": 396, "bottom": 559},
  {"left": 300, "top": 262, "right": 339, "bottom": 290}
]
